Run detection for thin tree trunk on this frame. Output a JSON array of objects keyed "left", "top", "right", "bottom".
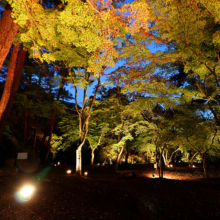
[
  {"left": 91, "top": 148, "right": 95, "bottom": 165},
  {"left": 203, "top": 153, "right": 209, "bottom": 178},
  {"left": 125, "top": 146, "right": 129, "bottom": 165},
  {"left": 115, "top": 145, "right": 124, "bottom": 172},
  {"left": 23, "top": 108, "right": 29, "bottom": 149},
  {"left": 162, "top": 150, "right": 166, "bottom": 165},
  {"left": 161, "top": 149, "right": 164, "bottom": 178},
  {"left": 159, "top": 149, "right": 163, "bottom": 178},
  {"left": 148, "top": 150, "right": 152, "bottom": 163},
  {"left": 0, "top": 44, "right": 26, "bottom": 141},
  {"left": 190, "top": 152, "right": 198, "bottom": 166},
  {"left": 45, "top": 115, "right": 55, "bottom": 163},
  {"left": 23, "top": 78, "right": 31, "bottom": 149},
  {"left": 76, "top": 147, "right": 82, "bottom": 176},
  {"left": 33, "top": 115, "right": 38, "bottom": 152},
  {"left": 39, "top": 111, "right": 56, "bottom": 149},
  {"left": 0, "top": 4, "right": 19, "bottom": 70},
  {"left": 169, "top": 147, "right": 180, "bottom": 163},
  {"left": 39, "top": 78, "right": 67, "bottom": 150}
]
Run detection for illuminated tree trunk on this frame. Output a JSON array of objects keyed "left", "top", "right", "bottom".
[
  {"left": 162, "top": 150, "right": 166, "bottom": 165},
  {"left": 169, "top": 147, "right": 180, "bottom": 163},
  {"left": 76, "top": 146, "right": 82, "bottom": 176},
  {"left": 0, "top": 44, "right": 26, "bottom": 141},
  {"left": 0, "top": 4, "right": 19, "bottom": 70},
  {"left": 190, "top": 152, "right": 198, "bottom": 166},
  {"left": 44, "top": 116, "right": 55, "bottom": 162},
  {"left": 91, "top": 148, "right": 95, "bottom": 165},
  {"left": 160, "top": 149, "right": 164, "bottom": 178},
  {"left": 115, "top": 145, "right": 124, "bottom": 172}
]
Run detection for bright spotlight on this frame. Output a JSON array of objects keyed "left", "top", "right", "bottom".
[
  {"left": 19, "top": 185, "right": 34, "bottom": 201},
  {"left": 67, "top": 170, "right": 71, "bottom": 174},
  {"left": 97, "top": 163, "right": 100, "bottom": 165},
  {"left": 192, "top": 165, "right": 195, "bottom": 168},
  {"left": 170, "top": 164, "right": 173, "bottom": 167},
  {"left": 84, "top": 172, "right": 88, "bottom": 176}
]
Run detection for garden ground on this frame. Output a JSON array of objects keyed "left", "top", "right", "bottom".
[{"left": 0, "top": 164, "right": 220, "bottom": 220}]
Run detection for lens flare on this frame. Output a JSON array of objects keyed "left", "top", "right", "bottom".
[{"left": 20, "top": 186, "right": 34, "bottom": 197}]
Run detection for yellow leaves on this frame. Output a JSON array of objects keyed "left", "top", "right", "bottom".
[{"left": 120, "top": 0, "right": 150, "bottom": 35}]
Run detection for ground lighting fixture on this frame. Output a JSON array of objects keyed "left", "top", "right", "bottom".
[
  {"left": 67, "top": 170, "right": 72, "bottom": 174},
  {"left": 19, "top": 185, "right": 35, "bottom": 201},
  {"left": 84, "top": 171, "right": 88, "bottom": 176}
]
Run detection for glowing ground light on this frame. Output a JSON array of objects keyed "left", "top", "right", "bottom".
[
  {"left": 97, "top": 163, "right": 100, "bottom": 165},
  {"left": 58, "top": 162, "right": 60, "bottom": 165},
  {"left": 167, "top": 165, "right": 170, "bottom": 167},
  {"left": 170, "top": 164, "right": 173, "bottom": 167},
  {"left": 19, "top": 185, "right": 34, "bottom": 201},
  {"left": 192, "top": 165, "right": 195, "bottom": 168},
  {"left": 84, "top": 172, "right": 88, "bottom": 176},
  {"left": 54, "top": 164, "right": 57, "bottom": 166},
  {"left": 152, "top": 174, "right": 156, "bottom": 178},
  {"left": 67, "top": 170, "right": 71, "bottom": 174}
]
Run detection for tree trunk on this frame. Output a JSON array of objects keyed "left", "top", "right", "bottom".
[
  {"left": 190, "top": 152, "right": 198, "bottom": 166},
  {"left": 115, "top": 145, "right": 124, "bottom": 172},
  {"left": 0, "top": 4, "right": 19, "bottom": 70},
  {"left": 158, "top": 149, "right": 163, "bottom": 178},
  {"left": 76, "top": 147, "right": 82, "bottom": 176},
  {"left": 39, "top": 78, "right": 67, "bottom": 150},
  {"left": 33, "top": 115, "right": 38, "bottom": 152},
  {"left": 125, "top": 146, "right": 129, "bottom": 165},
  {"left": 160, "top": 149, "right": 164, "bottom": 178},
  {"left": 44, "top": 115, "right": 55, "bottom": 163},
  {"left": 148, "top": 150, "right": 153, "bottom": 163},
  {"left": 169, "top": 147, "right": 180, "bottom": 163},
  {"left": 91, "top": 148, "right": 95, "bottom": 165},
  {"left": 0, "top": 44, "right": 26, "bottom": 141},
  {"left": 23, "top": 108, "right": 29, "bottom": 149},
  {"left": 203, "top": 153, "right": 209, "bottom": 179},
  {"left": 162, "top": 150, "right": 166, "bottom": 165},
  {"left": 39, "top": 111, "right": 56, "bottom": 149}
]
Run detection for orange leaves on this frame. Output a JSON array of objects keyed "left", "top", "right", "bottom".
[
  {"left": 120, "top": 1, "right": 150, "bottom": 34},
  {"left": 141, "top": 29, "right": 168, "bottom": 43}
]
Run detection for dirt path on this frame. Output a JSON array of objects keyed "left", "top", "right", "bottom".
[{"left": 0, "top": 165, "right": 220, "bottom": 220}]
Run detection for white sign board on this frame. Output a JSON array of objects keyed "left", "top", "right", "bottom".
[{"left": 17, "top": 153, "right": 28, "bottom": 160}]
